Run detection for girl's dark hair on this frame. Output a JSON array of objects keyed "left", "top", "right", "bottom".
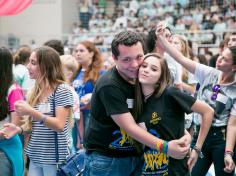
[
  {"left": 146, "top": 28, "right": 157, "bottom": 53},
  {"left": 0, "top": 47, "right": 13, "bottom": 120},
  {"left": 146, "top": 27, "right": 172, "bottom": 53},
  {"left": 229, "top": 46, "right": 236, "bottom": 65}
]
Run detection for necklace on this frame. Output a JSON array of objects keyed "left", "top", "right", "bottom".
[{"left": 144, "top": 91, "right": 154, "bottom": 100}]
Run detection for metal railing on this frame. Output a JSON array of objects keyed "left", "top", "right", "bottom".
[{"left": 1, "top": 29, "right": 236, "bottom": 53}]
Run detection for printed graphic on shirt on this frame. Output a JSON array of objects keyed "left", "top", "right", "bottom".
[
  {"left": 200, "top": 84, "right": 232, "bottom": 123},
  {"left": 73, "top": 79, "right": 85, "bottom": 97},
  {"left": 109, "top": 128, "right": 136, "bottom": 151},
  {"left": 150, "top": 112, "right": 161, "bottom": 125},
  {"left": 142, "top": 129, "right": 169, "bottom": 176}
]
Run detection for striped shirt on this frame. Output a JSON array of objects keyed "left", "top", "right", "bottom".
[{"left": 25, "top": 84, "right": 73, "bottom": 164}]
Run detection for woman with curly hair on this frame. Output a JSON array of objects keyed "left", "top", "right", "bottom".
[{"left": 73, "top": 41, "right": 104, "bottom": 149}]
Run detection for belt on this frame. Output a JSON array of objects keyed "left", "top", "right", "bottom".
[{"left": 195, "top": 125, "right": 226, "bottom": 132}]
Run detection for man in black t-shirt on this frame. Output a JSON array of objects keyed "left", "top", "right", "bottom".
[{"left": 84, "top": 31, "right": 191, "bottom": 176}]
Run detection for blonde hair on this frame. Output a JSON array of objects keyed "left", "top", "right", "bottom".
[
  {"left": 173, "top": 34, "right": 191, "bottom": 82},
  {"left": 173, "top": 34, "right": 189, "bottom": 58},
  {"left": 60, "top": 55, "right": 78, "bottom": 82}
]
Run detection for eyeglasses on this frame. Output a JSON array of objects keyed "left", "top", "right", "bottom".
[{"left": 211, "top": 84, "right": 220, "bottom": 101}]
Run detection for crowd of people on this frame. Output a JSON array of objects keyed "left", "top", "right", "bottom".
[
  {"left": 69, "top": 0, "right": 236, "bottom": 47},
  {"left": 0, "top": 1, "right": 236, "bottom": 176}
]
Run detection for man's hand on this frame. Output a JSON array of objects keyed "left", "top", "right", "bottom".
[
  {"left": 80, "top": 93, "right": 92, "bottom": 105},
  {"left": 168, "top": 135, "right": 190, "bottom": 159},
  {"left": 183, "top": 130, "right": 192, "bottom": 146}
]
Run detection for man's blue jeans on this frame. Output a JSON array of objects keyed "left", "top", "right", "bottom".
[{"left": 83, "top": 151, "right": 142, "bottom": 176}]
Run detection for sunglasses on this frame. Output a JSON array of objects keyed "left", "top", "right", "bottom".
[{"left": 211, "top": 84, "right": 220, "bottom": 101}]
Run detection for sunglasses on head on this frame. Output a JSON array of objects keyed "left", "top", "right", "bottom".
[{"left": 211, "top": 84, "right": 220, "bottom": 101}]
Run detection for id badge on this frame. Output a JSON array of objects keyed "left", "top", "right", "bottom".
[
  {"left": 126, "top": 98, "right": 134, "bottom": 109},
  {"left": 38, "top": 103, "right": 51, "bottom": 113}
]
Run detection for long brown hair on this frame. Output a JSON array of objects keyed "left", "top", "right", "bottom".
[
  {"left": 134, "top": 53, "right": 171, "bottom": 120},
  {"left": 28, "top": 46, "right": 65, "bottom": 106},
  {"left": 0, "top": 47, "right": 13, "bottom": 121},
  {"left": 75, "top": 41, "right": 103, "bottom": 85}
]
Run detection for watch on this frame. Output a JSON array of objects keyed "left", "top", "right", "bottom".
[{"left": 193, "top": 145, "right": 204, "bottom": 159}]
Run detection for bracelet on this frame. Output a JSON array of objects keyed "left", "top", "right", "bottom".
[
  {"left": 225, "top": 150, "right": 234, "bottom": 153},
  {"left": 224, "top": 150, "right": 234, "bottom": 158},
  {"left": 156, "top": 140, "right": 161, "bottom": 151},
  {"left": 156, "top": 140, "right": 168, "bottom": 155},
  {"left": 193, "top": 145, "right": 204, "bottom": 159},
  {"left": 39, "top": 114, "right": 48, "bottom": 125},
  {"left": 19, "top": 126, "right": 23, "bottom": 134},
  {"left": 163, "top": 141, "right": 168, "bottom": 155}
]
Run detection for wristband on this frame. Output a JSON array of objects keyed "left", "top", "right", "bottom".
[
  {"left": 156, "top": 140, "right": 162, "bottom": 151},
  {"left": 39, "top": 114, "right": 48, "bottom": 124},
  {"left": 224, "top": 150, "right": 234, "bottom": 158},
  {"left": 163, "top": 141, "right": 168, "bottom": 155},
  {"left": 156, "top": 140, "right": 168, "bottom": 155},
  {"left": 193, "top": 145, "right": 204, "bottom": 159}
]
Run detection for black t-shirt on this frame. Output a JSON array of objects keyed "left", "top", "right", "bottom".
[
  {"left": 84, "top": 67, "right": 140, "bottom": 157},
  {"left": 138, "top": 86, "right": 196, "bottom": 176}
]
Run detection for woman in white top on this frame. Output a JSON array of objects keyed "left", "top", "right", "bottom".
[{"left": 156, "top": 22, "right": 236, "bottom": 176}]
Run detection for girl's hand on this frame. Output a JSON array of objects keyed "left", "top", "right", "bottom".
[
  {"left": 0, "top": 123, "right": 22, "bottom": 139},
  {"left": 187, "top": 149, "right": 198, "bottom": 172},
  {"left": 155, "top": 21, "right": 166, "bottom": 37},
  {"left": 224, "top": 154, "right": 235, "bottom": 173},
  {"left": 80, "top": 93, "right": 92, "bottom": 105},
  {"left": 14, "top": 100, "right": 33, "bottom": 116}
]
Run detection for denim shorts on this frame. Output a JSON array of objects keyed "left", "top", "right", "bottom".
[{"left": 0, "top": 150, "right": 12, "bottom": 176}]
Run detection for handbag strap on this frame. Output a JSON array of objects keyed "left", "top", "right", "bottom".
[{"left": 53, "top": 85, "right": 59, "bottom": 163}]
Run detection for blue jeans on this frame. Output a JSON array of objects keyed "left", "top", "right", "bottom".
[
  {"left": 191, "top": 126, "right": 236, "bottom": 176},
  {"left": 72, "top": 120, "right": 79, "bottom": 151},
  {"left": 83, "top": 151, "right": 142, "bottom": 176},
  {"left": 29, "top": 160, "right": 57, "bottom": 176},
  {"left": 0, "top": 150, "right": 12, "bottom": 176},
  {"left": 83, "top": 111, "right": 90, "bottom": 136},
  {"left": 72, "top": 112, "right": 90, "bottom": 150}
]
